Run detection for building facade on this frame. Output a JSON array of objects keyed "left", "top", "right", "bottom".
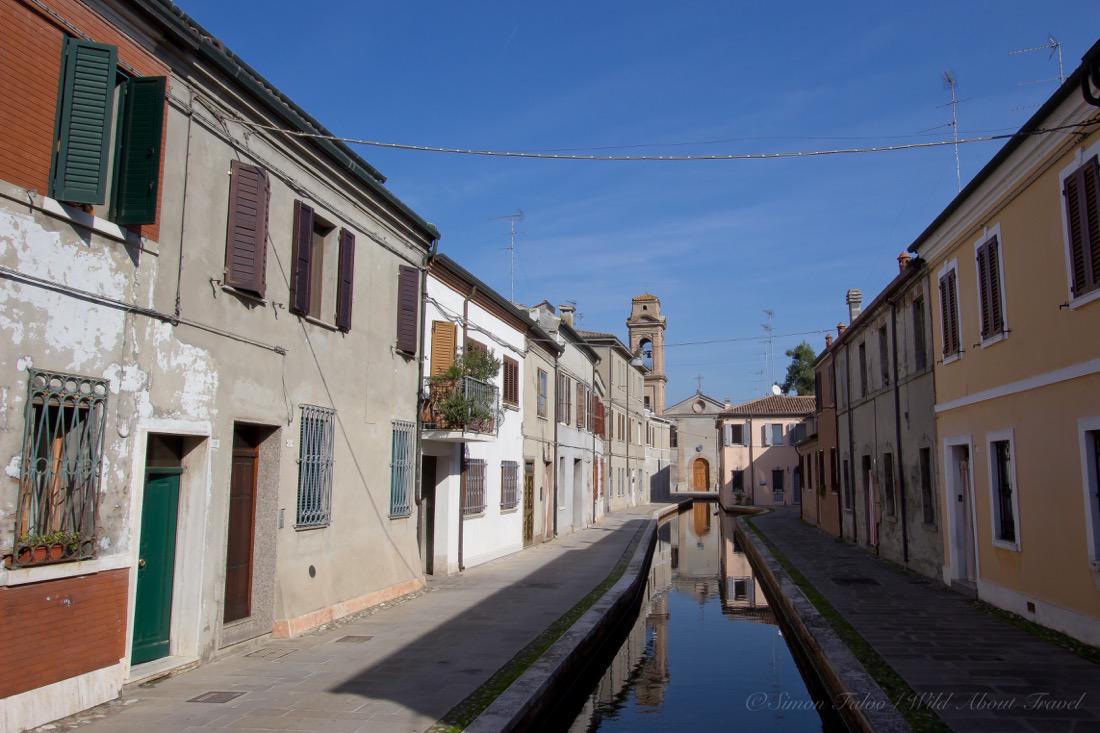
[
  {"left": 665, "top": 391, "right": 725, "bottom": 493},
  {"left": 717, "top": 396, "right": 815, "bottom": 508},
  {"left": 0, "top": 0, "right": 437, "bottom": 728},
  {"left": 910, "top": 51, "right": 1100, "bottom": 644},
  {"left": 521, "top": 319, "right": 561, "bottom": 547}
]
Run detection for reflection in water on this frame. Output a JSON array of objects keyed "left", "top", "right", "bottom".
[{"left": 569, "top": 503, "right": 831, "bottom": 732}]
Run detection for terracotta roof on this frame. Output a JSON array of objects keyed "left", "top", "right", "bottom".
[
  {"left": 720, "top": 395, "right": 816, "bottom": 417},
  {"left": 576, "top": 329, "right": 616, "bottom": 339}
]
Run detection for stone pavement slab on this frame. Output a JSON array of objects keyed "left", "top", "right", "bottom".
[
  {"left": 752, "top": 507, "right": 1100, "bottom": 733},
  {"left": 41, "top": 505, "right": 664, "bottom": 733}
]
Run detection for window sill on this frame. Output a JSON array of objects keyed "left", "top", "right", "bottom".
[
  {"left": 389, "top": 512, "right": 412, "bottom": 520},
  {"left": 941, "top": 351, "right": 962, "bottom": 366},
  {"left": 537, "top": 414, "right": 549, "bottom": 421},
  {"left": 37, "top": 195, "right": 137, "bottom": 245},
  {"left": 500, "top": 505, "right": 519, "bottom": 514},
  {"left": 503, "top": 402, "right": 519, "bottom": 412},
  {"left": 302, "top": 314, "right": 340, "bottom": 332},
  {"left": 220, "top": 284, "right": 267, "bottom": 305},
  {"left": 1068, "top": 287, "right": 1100, "bottom": 310},
  {"left": 294, "top": 522, "right": 330, "bottom": 532},
  {"left": 992, "top": 538, "right": 1021, "bottom": 552},
  {"left": 463, "top": 511, "right": 486, "bottom": 520},
  {"left": 979, "top": 331, "right": 1008, "bottom": 349},
  {"left": 1, "top": 551, "right": 129, "bottom": 587}
]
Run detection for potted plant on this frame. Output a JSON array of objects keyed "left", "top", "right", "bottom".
[{"left": 428, "top": 349, "right": 501, "bottom": 430}]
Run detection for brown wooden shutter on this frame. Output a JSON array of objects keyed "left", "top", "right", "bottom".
[
  {"left": 396, "top": 265, "right": 419, "bottom": 354},
  {"left": 986, "top": 237, "right": 1003, "bottom": 335},
  {"left": 1064, "top": 156, "right": 1100, "bottom": 297},
  {"left": 430, "top": 321, "right": 457, "bottom": 376},
  {"left": 224, "top": 161, "right": 270, "bottom": 296},
  {"left": 940, "top": 271, "right": 959, "bottom": 355},
  {"left": 290, "top": 200, "right": 314, "bottom": 314},
  {"left": 335, "top": 229, "right": 355, "bottom": 331},
  {"left": 503, "top": 357, "right": 518, "bottom": 405},
  {"left": 976, "top": 241, "right": 992, "bottom": 338}
]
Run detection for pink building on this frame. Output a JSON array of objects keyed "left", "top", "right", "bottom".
[{"left": 717, "top": 396, "right": 816, "bottom": 508}]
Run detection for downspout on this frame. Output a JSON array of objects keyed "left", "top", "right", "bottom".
[
  {"left": 414, "top": 239, "right": 437, "bottom": 573},
  {"left": 891, "top": 299, "right": 910, "bottom": 564},
  {"left": 833, "top": 357, "right": 843, "bottom": 539},
  {"left": 846, "top": 340, "right": 858, "bottom": 545},
  {"left": 553, "top": 351, "right": 560, "bottom": 536},
  {"left": 174, "top": 89, "right": 195, "bottom": 321},
  {"left": 458, "top": 283, "right": 477, "bottom": 571}
]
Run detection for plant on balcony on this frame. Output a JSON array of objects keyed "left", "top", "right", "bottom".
[
  {"left": 10, "top": 529, "right": 82, "bottom": 566},
  {"left": 428, "top": 349, "right": 501, "bottom": 431}
]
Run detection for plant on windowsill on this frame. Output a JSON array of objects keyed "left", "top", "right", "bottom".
[
  {"left": 9, "top": 530, "right": 82, "bottom": 567},
  {"left": 427, "top": 350, "right": 501, "bottom": 432}
]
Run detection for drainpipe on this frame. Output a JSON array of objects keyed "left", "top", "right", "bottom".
[
  {"left": 414, "top": 240, "right": 437, "bottom": 573},
  {"left": 174, "top": 89, "right": 194, "bottom": 322},
  {"left": 553, "top": 351, "right": 560, "bottom": 536},
  {"left": 891, "top": 299, "right": 911, "bottom": 564},
  {"left": 457, "top": 284, "right": 477, "bottom": 572},
  {"left": 833, "top": 357, "right": 843, "bottom": 540},
  {"left": 846, "top": 340, "right": 858, "bottom": 545}
]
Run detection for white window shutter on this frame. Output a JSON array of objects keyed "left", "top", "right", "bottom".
[
  {"left": 724, "top": 425, "right": 732, "bottom": 446},
  {"left": 742, "top": 425, "right": 749, "bottom": 446}
]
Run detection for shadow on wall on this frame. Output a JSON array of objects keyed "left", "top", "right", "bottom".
[
  {"left": 650, "top": 466, "right": 671, "bottom": 502},
  {"left": 327, "top": 518, "right": 649, "bottom": 720}
]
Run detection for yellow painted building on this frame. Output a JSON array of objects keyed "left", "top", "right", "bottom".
[{"left": 910, "top": 44, "right": 1100, "bottom": 645}]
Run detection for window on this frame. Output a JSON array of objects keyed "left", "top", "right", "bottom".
[
  {"left": 826, "top": 364, "right": 836, "bottom": 407},
  {"left": 858, "top": 342, "right": 868, "bottom": 396},
  {"left": 224, "top": 161, "right": 271, "bottom": 297},
  {"left": 975, "top": 234, "right": 1006, "bottom": 341},
  {"left": 503, "top": 357, "right": 519, "bottom": 406},
  {"left": 290, "top": 201, "right": 346, "bottom": 323},
  {"left": 297, "top": 404, "right": 335, "bottom": 527},
  {"left": 464, "top": 459, "right": 486, "bottom": 516},
  {"left": 732, "top": 469, "right": 745, "bottom": 494},
  {"left": 558, "top": 374, "right": 571, "bottom": 425},
  {"left": 772, "top": 469, "right": 785, "bottom": 503},
  {"left": 670, "top": 425, "right": 678, "bottom": 449},
  {"left": 913, "top": 297, "right": 927, "bottom": 371},
  {"left": 939, "top": 265, "right": 961, "bottom": 358},
  {"left": 537, "top": 369, "right": 548, "bottom": 417},
  {"left": 1062, "top": 155, "right": 1100, "bottom": 300},
  {"left": 830, "top": 448, "right": 838, "bottom": 492},
  {"left": 13, "top": 370, "right": 107, "bottom": 566},
  {"left": 771, "top": 423, "right": 783, "bottom": 446},
  {"left": 1083, "top": 428, "right": 1100, "bottom": 563},
  {"left": 389, "top": 420, "right": 414, "bottom": 517},
  {"left": 842, "top": 458, "right": 852, "bottom": 509},
  {"left": 818, "top": 450, "right": 826, "bottom": 495},
  {"left": 882, "top": 452, "right": 896, "bottom": 516},
  {"left": 644, "top": 395, "right": 651, "bottom": 410},
  {"left": 431, "top": 321, "right": 457, "bottom": 376},
  {"left": 919, "top": 447, "right": 935, "bottom": 525},
  {"left": 730, "top": 423, "right": 745, "bottom": 445},
  {"left": 501, "top": 461, "right": 519, "bottom": 510},
  {"left": 990, "top": 438, "right": 1019, "bottom": 546},
  {"left": 49, "top": 38, "right": 166, "bottom": 225},
  {"left": 575, "top": 382, "right": 586, "bottom": 429},
  {"left": 395, "top": 265, "right": 419, "bottom": 354},
  {"left": 878, "top": 326, "right": 890, "bottom": 387}
]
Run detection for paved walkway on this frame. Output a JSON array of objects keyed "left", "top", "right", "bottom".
[
  {"left": 48, "top": 505, "right": 665, "bottom": 733},
  {"left": 753, "top": 507, "right": 1100, "bottom": 733}
]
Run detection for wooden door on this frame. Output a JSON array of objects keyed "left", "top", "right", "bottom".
[
  {"left": 224, "top": 435, "right": 258, "bottom": 623},
  {"left": 422, "top": 456, "right": 437, "bottom": 574},
  {"left": 692, "top": 458, "right": 709, "bottom": 491},
  {"left": 523, "top": 461, "right": 535, "bottom": 546},
  {"left": 132, "top": 469, "right": 181, "bottom": 665}
]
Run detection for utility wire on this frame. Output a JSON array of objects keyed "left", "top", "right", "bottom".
[
  {"left": 664, "top": 329, "right": 833, "bottom": 347},
  {"left": 224, "top": 115, "right": 1097, "bottom": 162}
]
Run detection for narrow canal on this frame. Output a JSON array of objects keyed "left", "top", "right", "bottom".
[{"left": 566, "top": 501, "right": 842, "bottom": 732}]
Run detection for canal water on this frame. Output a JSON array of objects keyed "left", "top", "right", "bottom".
[{"left": 565, "top": 502, "right": 841, "bottom": 732}]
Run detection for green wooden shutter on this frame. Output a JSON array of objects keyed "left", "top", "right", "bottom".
[
  {"left": 50, "top": 38, "right": 117, "bottom": 205},
  {"left": 112, "top": 76, "right": 166, "bottom": 225}
]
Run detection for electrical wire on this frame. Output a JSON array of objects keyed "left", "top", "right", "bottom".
[
  {"left": 223, "top": 115, "right": 1098, "bottom": 163},
  {"left": 664, "top": 329, "right": 833, "bottom": 347}
]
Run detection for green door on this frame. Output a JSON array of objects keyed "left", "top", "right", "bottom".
[{"left": 132, "top": 469, "right": 181, "bottom": 665}]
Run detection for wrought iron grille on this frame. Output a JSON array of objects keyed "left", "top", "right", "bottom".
[
  {"left": 14, "top": 370, "right": 108, "bottom": 566},
  {"left": 423, "top": 376, "right": 501, "bottom": 434},
  {"left": 501, "top": 461, "right": 518, "bottom": 510},
  {"left": 389, "top": 420, "right": 414, "bottom": 517},
  {"left": 296, "top": 404, "right": 334, "bottom": 527},
  {"left": 464, "top": 459, "right": 486, "bottom": 516}
]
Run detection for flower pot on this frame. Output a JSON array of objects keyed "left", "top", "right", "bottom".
[
  {"left": 31, "top": 545, "right": 48, "bottom": 563},
  {"left": 48, "top": 543, "right": 65, "bottom": 561},
  {"left": 16, "top": 547, "right": 32, "bottom": 565}
]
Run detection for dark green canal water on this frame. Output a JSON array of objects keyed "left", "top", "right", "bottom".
[{"left": 567, "top": 502, "right": 840, "bottom": 732}]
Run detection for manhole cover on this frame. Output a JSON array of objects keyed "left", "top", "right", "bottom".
[
  {"left": 245, "top": 647, "right": 297, "bottom": 659},
  {"left": 831, "top": 576, "right": 880, "bottom": 586},
  {"left": 189, "top": 691, "right": 245, "bottom": 704},
  {"left": 335, "top": 635, "right": 374, "bottom": 643}
]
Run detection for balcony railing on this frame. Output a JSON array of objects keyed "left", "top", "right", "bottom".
[{"left": 423, "top": 376, "right": 501, "bottom": 435}]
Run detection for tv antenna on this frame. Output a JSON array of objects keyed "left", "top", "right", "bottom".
[
  {"left": 761, "top": 309, "right": 775, "bottom": 388},
  {"left": 941, "top": 71, "right": 963, "bottom": 192},
  {"left": 490, "top": 209, "right": 524, "bottom": 303},
  {"left": 1009, "top": 35, "right": 1065, "bottom": 85}
]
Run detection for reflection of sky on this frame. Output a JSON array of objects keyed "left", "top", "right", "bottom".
[{"left": 576, "top": 504, "right": 825, "bottom": 732}]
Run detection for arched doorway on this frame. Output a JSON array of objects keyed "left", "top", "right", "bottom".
[{"left": 692, "top": 458, "right": 710, "bottom": 491}]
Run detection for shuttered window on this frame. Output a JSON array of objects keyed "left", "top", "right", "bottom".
[
  {"left": 389, "top": 420, "right": 414, "bottom": 517},
  {"left": 976, "top": 236, "right": 1005, "bottom": 339},
  {"left": 501, "top": 461, "right": 519, "bottom": 510},
  {"left": 396, "top": 265, "right": 419, "bottom": 354},
  {"left": 502, "top": 356, "right": 519, "bottom": 406},
  {"left": 920, "top": 447, "right": 935, "bottom": 525},
  {"left": 296, "top": 405, "right": 334, "bottom": 527},
  {"left": 575, "top": 383, "right": 586, "bottom": 429},
  {"left": 557, "top": 374, "right": 571, "bottom": 425},
  {"left": 463, "top": 459, "right": 486, "bottom": 516},
  {"left": 224, "top": 161, "right": 270, "bottom": 296},
  {"left": 878, "top": 326, "right": 890, "bottom": 386},
  {"left": 111, "top": 76, "right": 166, "bottom": 224},
  {"left": 536, "top": 369, "right": 548, "bottom": 417},
  {"left": 883, "top": 452, "right": 896, "bottom": 516},
  {"left": 939, "top": 268, "right": 961, "bottom": 357},
  {"left": 289, "top": 201, "right": 314, "bottom": 314},
  {"left": 335, "top": 229, "right": 355, "bottom": 331},
  {"left": 49, "top": 39, "right": 117, "bottom": 205},
  {"left": 431, "top": 321, "right": 457, "bottom": 376},
  {"left": 1064, "top": 155, "right": 1100, "bottom": 298},
  {"left": 913, "top": 297, "right": 927, "bottom": 371},
  {"left": 858, "top": 342, "right": 868, "bottom": 396},
  {"left": 730, "top": 423, "right": 745, "bottom": 445}
]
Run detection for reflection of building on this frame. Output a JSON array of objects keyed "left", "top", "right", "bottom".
[
  {"left": 635, "top": 593, "right": 670, "bottom": 707},
  {"left": 675, "top": 503, "right": 721, "bottom": 579},
  {"left": 718, "top": 513, "right": 774, "bottom": 623}
]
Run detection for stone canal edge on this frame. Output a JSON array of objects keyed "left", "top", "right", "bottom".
[{"left": 463, "top": 499, "right": 690, "bottom": 733}]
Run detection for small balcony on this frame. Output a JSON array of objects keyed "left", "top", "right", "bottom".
[{"left": 422, "top": 376, "right": 502, "bottom": 443}]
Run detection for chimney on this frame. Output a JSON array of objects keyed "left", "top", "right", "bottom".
[
  {"left": 846, "top": 289, "right": 863, "bottom": 324},
  {"left": 837, "top": 322, "right": 845, "bottom": 338},
  {"left": 723, "top": 398, "right": 733, "bottom": 410},
  {"left": 558, "top": 303, "right": 575, "bottom": 328},
  {"left": 897, "top": 251, "right": 911, "bottom": 273},
  {"left": 825, "top": 333, "right": 834, "bottom": 348}
]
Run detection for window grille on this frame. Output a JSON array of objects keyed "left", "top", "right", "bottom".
[
  {"left": 297, "top": 404, "right": 334, "bottom": 527},
  {"left": 390, "top": 420, "right": 414, "bottom": 517},
  {"left": 15, "top": 370, "right": 107, "bottom": 565},
  {"left": 501, "top": 461, "right": 519, "bottom": 510},
  {"left": 464, "top": 459, "right": 486, "bottom": 515}
]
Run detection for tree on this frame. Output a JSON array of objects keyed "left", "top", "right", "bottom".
[{"left": 780, "top": 341, "right": 817, "bottom": 396}]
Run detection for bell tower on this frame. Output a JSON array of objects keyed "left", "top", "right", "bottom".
[{"left": 627, "top": 293, "right": 667, "bottom": 414}]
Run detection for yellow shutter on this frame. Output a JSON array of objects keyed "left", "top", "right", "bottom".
[{"left": 431, "top": 321, "right": 456, "bottom": 376}]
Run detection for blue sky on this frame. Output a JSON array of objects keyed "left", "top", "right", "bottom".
[{"left": 179, "top": 1, "right": 1098, "bottom": 405}]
